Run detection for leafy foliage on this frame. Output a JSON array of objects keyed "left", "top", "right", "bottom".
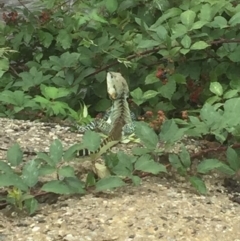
[{"left": 1, "top": 0, "right": 240, "bottom": 214}]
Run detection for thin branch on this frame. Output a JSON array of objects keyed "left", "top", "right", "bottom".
[{"left": 85, "top": 38, "right": 240, "bottom": 79}]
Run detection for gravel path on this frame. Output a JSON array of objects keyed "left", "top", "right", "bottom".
[{"left": 0, "top": 118, "right": 240, "bottom": 241}]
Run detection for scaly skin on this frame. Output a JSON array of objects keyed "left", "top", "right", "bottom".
[{"left": 77, "top": 72, "right": 134, "bottom": 157}]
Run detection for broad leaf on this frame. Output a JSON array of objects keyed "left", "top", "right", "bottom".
[
  {"left": 134, "top": 155, "right": 167, "bottom": 174},
  {"left": 7, "top": 143, "right": 23, "bottom": 167},
  {"left": 134, "top": 122, "right": 159, "bottom": 150},
  {"left": 189, "top": 176, "right": 207, "bottom": 194},
  {"left": 209, "top": 82, "right": 223, "bottom": 96},
  {"left": 96, "top": 176, "right": 126, "bottom": 191},
  {"left": 49, "top": 139, "right": 63, "bottom": 164},
  {"left": 22, "top": 160, "right": 39, "bottom": 187}
]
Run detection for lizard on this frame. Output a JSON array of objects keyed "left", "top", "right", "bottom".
[{"left": 77, "top": 71, "right": 135, "bottom": 157}]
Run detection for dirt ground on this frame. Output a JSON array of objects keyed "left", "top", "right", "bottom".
[{"left": 0, "top": 118, "right": 240, "bottom": 241}]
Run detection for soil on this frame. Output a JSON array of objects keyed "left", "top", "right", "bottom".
[{"left": 0, "top": 118, "right": 240, "bottom": 241}]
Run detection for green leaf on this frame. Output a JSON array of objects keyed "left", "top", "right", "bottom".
[
  {"left": 105, "top": 0, "right": 118, "bottom": 13},
  {"left": 22, "top": 160, "right": 39, "bottom": 187},
  {"left": 143, "top": 90, "right": 159, "bottom": 100},
  {"left": 0, "top": 161, "right": 14, "bottom": 174},
  {"left": 38, "top": 31, "right": 53, "bottom": 48},
  {"left": 58, "top": 166, "right": 75, "bottom": 178},
  {"left": 96, "top": 176, "right": 126, "bottom": 191},
  {"left": 229, "top": 12, "right": 240, "bottom": 26},
  {"left": 180, "top": 10, "right": 196, "bottom": 28},
  {"left": 24, "top": 198, "right": 38, "bottom": 215},
  {"left": 189, "top": 176, "right": 207, "bottom": 194},
  {"left": 199, "top": 3, "right": 212, "bottom": 21},
  {"left": 145, "top": 73, "right": 159, "bottom": 84},
  {"left": 7, "top": 143, "right": 23, "bottom": 166},
  {"left": 0, "top": 58, "right": 9, "bottom": 78},
  {"left": 111, "top": 152, "right": 134, "bottom": 177},
  {"left": 132, "top": 147, "right": 150, "bottom": 156},
  {"left": 130, "top": 88, "right": 144, "bottom": 105},
  {"left": 56, "top": 29, "right": 72, "bottom": 49},
  {"left": 49, "top": 139, "right": 63, "bottom": 165},
  {"left": 172, "top": 74, "right": 186, "bottom": 84},
  {"left": 135, "top": 154, "right": 167, "bottom": 174},
  {"left": 134, "top": 122, "right": 159, "bottom": 150},
  {"left": 158, "top": 78, "right": 176, "bottom": 100},
  {"left": 0, "top": 173, "right": 28, "bottom": 191},
  {"left": 159, "top": 120, "right": 186, "bottom": 143},
  {"left": 38, "top": 165, "right": 56, "bottom": 176},
  {"left": 138, "top": 40, "right": 160, "bottom": 49},
  {"left": 226, "top": 147, "right": 240, "bottom": 171},
  {"left": 197, "top": 159, "right": 224, "bottom": 174},
  {"left": 63, "top": 143, "right": 82, "bottom": 161},
  {"left": 179, "top": 146, "right": 191, "bottom": 168},
  {"left": 86, "top": 172, "right": 96, "bottom": 187},
  {"left": 191, "top": 41, "right": 210, "bottom": 50},
  {"left": 211, "top": 16, "right": 228, "bottom": 29},
  {"left": 37, "top": 152, "right": 56, "bottom": 166},
  {"left": 209, "top": 82, "right": 223, "bottom": 96},
  {"left": 95, "top": 99, "right": 111, "bottom": 112},
  {"left": 191, "top": 20, "right": 208, "bottom": 30},
  {"left": 223, "top": 90, "right": 238, "bottom": 99},
  {"left": 168, "top": 154, "right": 184, "bottom": 170},
  {"left": 42, "top": 178, "right": 85, "bottom": 194},
  {"left": 131, "top": 175, "right": 141, "bottom": 186},
  {"left": 82, "top": 130, "right": 101, "bottom": 152},
  {"left": 181, "top": 35, "right": 191, "bottom": 49}
]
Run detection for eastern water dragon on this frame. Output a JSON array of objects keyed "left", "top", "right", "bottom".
[{"left": 77, "top": 71, "right": 135, "bottom": 157}]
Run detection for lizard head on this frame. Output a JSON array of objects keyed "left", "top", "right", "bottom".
[{"left": 106, "top": 72, "right": 129, "bottom": 100}]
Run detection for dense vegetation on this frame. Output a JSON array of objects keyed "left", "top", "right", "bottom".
[{"left": 1, "top": 0, "right": 240, "bottom": 214}]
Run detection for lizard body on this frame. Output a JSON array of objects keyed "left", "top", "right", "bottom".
[{"left": 77, "top": 72, "right": 134, "bottom": 157}]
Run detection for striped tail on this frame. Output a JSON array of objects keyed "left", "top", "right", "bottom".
[{"left": 76, "top": 136, "right": 119, "bottom": 157}]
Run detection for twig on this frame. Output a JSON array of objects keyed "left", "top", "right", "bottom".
[{"left": 190, "top": 143, "right": 240, "bottom": 159}]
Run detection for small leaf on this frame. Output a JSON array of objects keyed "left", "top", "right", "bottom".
[
  {"left": 191, "top": 41, "right": 210, "bottom": 50},
  {"left": 223, "top": 90, "right": 238, "bottom": 99},
  {"left": 22, "top": 160, "right": 39, "bottom": 187},
  {"left": 134, "top": 122, "right": 159, "bottom": 150},
  {"left": 0, "top": 161, "right": 14, "bottom": 174},
  {"left": 58, "top": 166, "right": 75, "bottom": 178},
  {"left": 86, "top": 172, "right": 96, "bottom": 187},
  {"left": 0, "top": 173, "right": 28, "bottom": 191},
  {"left": 169, "top": 154, "right": 184, "bottom": 170},
  {"left": 24, "top": 198, "right": 38, "bottom": 215},
  {"left": 145, "top": 73, "right": 159, "bottom": 84},
  {"left": 229, "top": 12, "right": 240, "bottom": 26},
  {"left": 209, "top": 82, "right": 223, "bottom": 96},
  {"left": 7, "top": 143, "right": 23, "bottom": 166},
  {"left": 96, "top": 176, "right": 126, "bottom": 191},
  {"left": 158, "top": 78, "right": 176, "bottom": 100},
  {"left": 38, "top": 165, "right": 56, "bottom": 176},
  {"left": 105, "top": 0, "right": 118, "bottom": 13},
  {"left": 197, "top": 159, "right": 224, "bottom": 174},
  {"left": 160, "top": 120, "right": 186, "bottom": 143},
  {"left": 134, "top": 155, "right": 167, "bottom": 174},
  {"left": 180, "top": 10, "right": 196, "bottom": 28},
  {"left": 111, "top": 152, "right": 134, "bottom": 177},
  {"left": 143, "top": 90, "right": 159, "bottom": 100},
  {"left": 132, "top": 147, "right": 150, "bottom": 156},
  {"left": 131, "top": 175, "right": 141, "bottom": 186},
  {"left": 37, "top": 152, "right": 56, "bottom": 166},
  {"left": 82, "top": 130, "right": 101, "bottom": 152},
  {"left": 181, "top": 35, "right": 191, "bottom": 49},
  {"left": 179, "top": 146, "right": 191, "bottom": 168},
  {"left": 189, "top": 176, "right": 207, "bottom": 194},
  {"left": 42, "top": 178, "right": 85, "bottom": 194},
  {"left": 49, "top": 139, "right": 63, "bottom": 164},
  {"left": 226, "top": 147, "right": 240, "bottom": 171}
]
